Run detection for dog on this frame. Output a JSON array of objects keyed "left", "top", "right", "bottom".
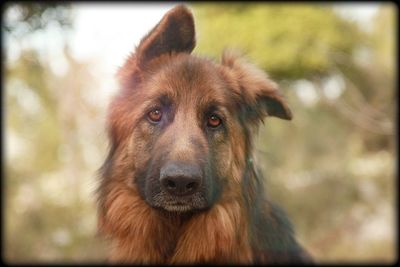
[{"left": 97, "top": 5, "right": 312, "bottom": 264}]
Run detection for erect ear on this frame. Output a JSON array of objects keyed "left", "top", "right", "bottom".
[
  {"left": 136, "top": 5, "right": 196, "bottom": 66},
  {"left": 220, "top": 50, "right": 292, "bottom": 121}
]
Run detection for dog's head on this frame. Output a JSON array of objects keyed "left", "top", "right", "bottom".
[{"left": 107, "top": 5, "right": 292, "bottom": 214}]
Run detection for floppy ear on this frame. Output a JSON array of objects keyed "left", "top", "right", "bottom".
[
  {"left": 220, "top": 50, "right": 292, "bottom": 121},
  {"left": 136, "top": 5, "right": 196, "bottom": 66}
]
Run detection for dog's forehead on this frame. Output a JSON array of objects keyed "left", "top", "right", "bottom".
[{"left": 144, "top": 55, "right": 232, "bottom": 108}]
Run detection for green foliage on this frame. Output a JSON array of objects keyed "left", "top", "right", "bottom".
[
  {"left": 193, "top": 4, "right": 361, "bottom": 80},
  {"left": 3, "top": 2, "right": 72, "bottom": 37},
  {"left": 7, "top": 51, "right": 61, "bottom": 173},
  {"left": 4, "top": 3, "right": 107, "bottom": 263}
]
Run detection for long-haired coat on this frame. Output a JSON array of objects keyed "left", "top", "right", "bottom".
[{"left": 97, "top": 5, "right": 312, "bottom": 264}]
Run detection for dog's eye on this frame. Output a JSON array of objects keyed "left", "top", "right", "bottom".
[
  {"left": 148, "top": 109, "right": 162, "bottom": 123},
  {"left": 207, "top": 114, "right": 222, "bottom": 128}
]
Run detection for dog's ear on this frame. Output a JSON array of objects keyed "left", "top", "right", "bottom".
[
  {"left": 136, "top": 5, "right": 196, "bottom": 66},
  {"left": 220, "top": 50, "right": 292, "bottom": 121}
]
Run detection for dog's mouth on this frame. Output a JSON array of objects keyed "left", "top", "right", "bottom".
[
  {"left": 149, "top": 191, "right": 208, "bottom": 213},
  {"left": 162, "top": 201, "right": 193, "bottom": 212}
]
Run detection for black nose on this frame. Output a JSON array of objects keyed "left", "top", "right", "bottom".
[{"left": 160, "top": 162, "right": 202, "bottom": 196}]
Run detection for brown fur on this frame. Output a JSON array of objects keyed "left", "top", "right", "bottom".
[{"left": 97, "top": 5, "right": 312, "bottom": 264}]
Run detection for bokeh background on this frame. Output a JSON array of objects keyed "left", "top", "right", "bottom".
[{"left": 2, "top": 2, "right": 397, "bottom": 264}]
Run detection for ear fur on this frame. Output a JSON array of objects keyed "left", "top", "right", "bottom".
[
  {"left": 136, "top": 5, "right": 196, "bottom": 67},
  {"left": 220, "top": 50, "right": 292, "bottom": 121}
]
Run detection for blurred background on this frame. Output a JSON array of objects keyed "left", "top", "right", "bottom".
[{"left": 2, "top": 2, "right": 397, "bottom": 264}]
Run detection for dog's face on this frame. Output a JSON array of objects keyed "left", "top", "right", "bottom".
[
  {"left": 131, "top": 55, "right": 236, "bottom": 213},
  {"left": 109, "top": 5, "right": 292, "bottom": 214}
]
